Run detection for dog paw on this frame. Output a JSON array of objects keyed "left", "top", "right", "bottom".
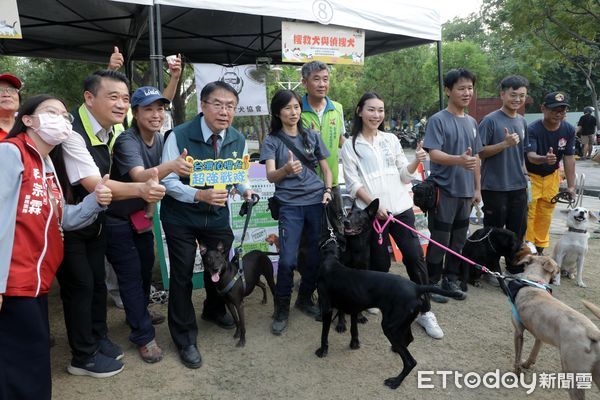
[
  {"left": 236, "top": 338, "right": 246, "bottom": 348},
  {"left": 233, "top": 330, "right": 240, "bottom": 339},
  {"left": 315, "top": 346, "right": 328, "bottom": 358},
  {"left": 335, "top": 323, "right": 347, "bottom": 333},
  {"left": 472, "top": 279, "right": 482, "bottom": 288},
  {"left": 383, "top": 377, "right": 402, "bottom": 389},
  {"left": 577, "top": 281, "right": 587, "bottom": 288},
  {"left": 349, "top": 339, "right": 360, "bottom": 350},
  {"left": 520, "top": 360, "right": 534, "bottom": 370},
  {"left": 568, "top": 273, "right": 575, "bottom": 280},
  {"left": 357, "top": 315, "right": 368, "bottom": 324}
]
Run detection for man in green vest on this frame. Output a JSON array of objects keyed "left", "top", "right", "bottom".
[
  {"left": 300, "top": 61, "right": 345, "bottom": 232},
  {"left": 160, "top": 81, "right": 254, "bottom": 369}
]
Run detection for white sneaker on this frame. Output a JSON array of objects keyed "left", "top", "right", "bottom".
[
  {"left": 366, "top": 308, "right": 380, "bottom": 315},
  {"left": 415, "top": 311, "right": 444, "bottom": 339}
]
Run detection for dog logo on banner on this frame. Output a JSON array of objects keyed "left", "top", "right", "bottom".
[{"left": 187, "top": 154, "right": 250, "bottom": 191}]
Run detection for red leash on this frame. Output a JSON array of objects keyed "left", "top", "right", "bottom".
[{"left": 372, "top": 213, "right": 492, "bottom": 274}]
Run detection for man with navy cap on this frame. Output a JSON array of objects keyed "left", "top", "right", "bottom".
[
  {"left": 525, "top": 91, "right": 576, "bottom": 255},
  {"left": 0, "top": 73, "right": 22, "bottom": 140}
]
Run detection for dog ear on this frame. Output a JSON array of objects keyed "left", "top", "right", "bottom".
[
  {"left": 198, "top": 242, "right": 207, "bottom": 256},
  {"left": 366, "top": 198, "right": 379, "bottom": 219},
  {"left": 515, "top": 254, "right": 533, "bottom": 266},
  {"left": 541, "top": 257, "right": 560, "bottom": 275},
  {"left": 217, "top": 241, "right": 225, "bottom": 253},
  {"left": 589, "top": 210, "right": 598, "bottom": 222}
]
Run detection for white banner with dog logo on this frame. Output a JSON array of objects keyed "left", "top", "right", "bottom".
[
  {"left": 1, "top": 0, "right": 22, "bottom": 39},
  {"left": 193, "top": 63, "right": 269, "bottom": 116}
]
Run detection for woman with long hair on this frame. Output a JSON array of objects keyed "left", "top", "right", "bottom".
[
  {"left": 260, "top": 89, "right": 332, "bottom": 335},
  {"left": 340, "top": 92, "right": 444, "bottom": 340},
  {"left": 0, "top": 94, "right": 110, "bottom": 399}
]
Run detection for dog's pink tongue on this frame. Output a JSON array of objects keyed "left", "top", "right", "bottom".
[{"left": 211, "top": 272, "right": 220, "bottom": 283}]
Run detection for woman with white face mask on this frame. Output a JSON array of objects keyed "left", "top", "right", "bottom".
[{"left": 0, "top": 94, "right": 111, "bottom": 400}]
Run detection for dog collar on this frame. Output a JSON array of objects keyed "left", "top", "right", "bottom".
[
  {"left": 217, "top": 269, "right": 246, "bottom": 296},
  {"left": 568, "top": 227, "right": 587, "bottom": 234}
]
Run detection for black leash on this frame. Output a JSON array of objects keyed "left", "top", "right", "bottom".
[
  {"left": 550, "top": 190, "right": 574, "bottom": 205},
  {"left": 219, "top": 194, "right": 260, "bottom": 296}
]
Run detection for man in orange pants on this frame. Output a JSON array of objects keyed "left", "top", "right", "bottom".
[{"left": 525, "top": 91, "right": 576, "bottom": 255}]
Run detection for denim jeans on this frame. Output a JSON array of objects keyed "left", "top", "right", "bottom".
[
  {"left": 105, "top": 219, "right": 155, "bottom": 347},
  {"left": 276, "top": 203, "right": 323, "bottom": 297}
]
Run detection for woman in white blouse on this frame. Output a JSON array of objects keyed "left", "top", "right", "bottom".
[{"left": 340, "top": 92, "right": 443, "bottom": 340}]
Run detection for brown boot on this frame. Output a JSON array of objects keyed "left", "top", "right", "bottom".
[{"left": 138, "top": 339, "right": 163, "bottom": 363}]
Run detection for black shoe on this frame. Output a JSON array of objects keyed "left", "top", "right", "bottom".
[
  {"left": 441, "top": 277, "right": 467, "bottom": 301},
  {"left": 295, "top": 291, "right": 321, "bottom": 319},
  {"left": 201, "top": 312, "right": 235, "bottom": 330},
  {"left": 179, "top": 345, "right": 202, "bottom": 369},
  {"left": 68, "top": 353, "right": 124, "bottom": 378},
  {"left": 429, "top": 283, "right": 449, "bottom": 303},
  {"left": 98, "top": 337, "right": 124, "bottom": 360}
]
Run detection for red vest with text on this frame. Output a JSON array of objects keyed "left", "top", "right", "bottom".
[{"left": 4, "top": 133, "right": 64, "bottom": 297}]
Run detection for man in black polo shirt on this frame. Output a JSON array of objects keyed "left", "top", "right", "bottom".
[{"left": 576, "top": 106, "right": 597, "bottom": 159}]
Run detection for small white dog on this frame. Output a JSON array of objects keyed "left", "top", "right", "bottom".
[{"left": 552, "top": 207, "right": 597, "bottom": 287}]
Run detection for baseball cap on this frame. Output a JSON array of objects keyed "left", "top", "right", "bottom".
[
  {"left": 131, "top": 86, "right": 170, "bottom": 108},
  {"left": 542, "top": 91, "right": 569, "bottom": 109},
  {"left": 0, "top": 73, "right": 22, "bottom": 89}
]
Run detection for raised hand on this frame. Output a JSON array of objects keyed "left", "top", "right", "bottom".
[
  {"left": 141, "top": 168, "right": 166, "bottom": 203},
  {"left": 504, "top": 127, "right": 520, "bottom": 147},
  {"left": 546, "top": 147, "right": 557, "bottom": 165},
  {"left": 461, "top": 147, "right": 477, "bottom": 171},
  {"left": 284, "top": 150, "right": 303, "bottom": 175},
  {"left": 414, "top": 141, "right": 427, "bottom": 163},
  {"left": 94, "top": 174, "right": 112, "bottom": 206},
  {"left": 108, "top": 46, "right": 124, "bottom": 70},
  {"left": 171, "top": 148, "right": 193, "bottom": 177}
]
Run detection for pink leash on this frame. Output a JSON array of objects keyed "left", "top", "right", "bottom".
[{"left": 372, "top": 213, "right": 491, "bottom": 274}]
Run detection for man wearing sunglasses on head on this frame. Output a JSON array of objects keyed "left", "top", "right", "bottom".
[{"left": 525, "top": 91, "right": 576, "bottom": 256}]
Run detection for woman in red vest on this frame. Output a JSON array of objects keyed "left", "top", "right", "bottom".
[{"left": 0, "top": 94, "right": 111, "bottom": 400}]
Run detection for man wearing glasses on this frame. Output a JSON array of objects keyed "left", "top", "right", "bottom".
[
  {"left": 525, "top": 91, "right": 576, "bottom": 255},
  {"left": 0, "top": 73, "right": 22, "bottom": 140},
  {"left": 160, "top": 80, "right": 254, "bottom": 369},
  {"left": 478, "top": 75, "right": 530, "bottom": 276}
]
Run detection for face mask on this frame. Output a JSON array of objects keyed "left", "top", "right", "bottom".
[{"left": 34, "top": 113, "right": 72, "bottom": 145}]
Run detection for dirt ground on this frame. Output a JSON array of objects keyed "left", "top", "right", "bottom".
[{"left": 49, "top": 202, "right": 600, "bottom": 400}]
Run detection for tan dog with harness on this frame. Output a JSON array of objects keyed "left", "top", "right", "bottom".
[{"left": 510, "top": 255, "right": 600, "bottom": 399}]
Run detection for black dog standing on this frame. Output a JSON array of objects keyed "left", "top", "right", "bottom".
[{"left": 200, "top": 242, "right": 276, "bottom": 347}]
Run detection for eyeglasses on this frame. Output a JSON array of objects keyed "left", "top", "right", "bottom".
[
  {"left": 35, "top": 108, "right": 75, "bottom": 124},
  {"left": 0, "top": 87, "right": 19, "bottom": 95},
  {"left": 203, "top": 100, "right": 236, "bottom": 113},
  {"left": 549, "top": 107, "right": 568, "bottom": 115}
]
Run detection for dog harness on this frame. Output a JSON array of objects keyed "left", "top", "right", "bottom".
[
  {"left": 216, "top": 266, "right": 246, "bottom": 296},
  {"left": 506, "top": 279, "right": 553, "bottom": 324}
]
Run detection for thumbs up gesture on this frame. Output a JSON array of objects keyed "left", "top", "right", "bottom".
[
  {"left": 461, "top": 146, "right": 477, "bottom": 171},
  {"left": 171, "top": 148, "right": 193, "bottom": 177},
  {"left": 284, "top": 150, "right": 303, "bottom": 175},
  {"left": 414, "top": 141, "right": 427, "bottom": 163},
  {"left": 546, "top": 147, "right": 557, "bottom": 165},
  {"left": 108, "top": 46, "right": 124, "bottom": 70},
  {"left": 94, "top": 174, "right": 112, "bottom": 206},
  {"left": 503, "top": 127, "right": 520, "bottom": 147},
  {"left": 141, "top": 167, "right": 166, "bottom": 203}
]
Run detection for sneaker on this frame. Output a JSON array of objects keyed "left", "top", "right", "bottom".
[
  {"left": 441, "top": 277, "right": 467, "bottom": 300},
  {"left": 429, "top": 283, "right": 449, "bottom": 304},
  {"left": 138, "top": 339, "right": 163, "bottom": 363},
  {"left": 366, "top": 308, "right": 380, "bottom": 315},
  {"left": 415, "top": 312, "right": 444, "bottom": 339},
  {"left": 98, "top": 337, "right": 124, "bottom": 360},
  {"left": 148, "top": 308, "right": 165, "bottom": 325},
  {"left": 68, "top": 353, "right": 124, "bottom": 378}
]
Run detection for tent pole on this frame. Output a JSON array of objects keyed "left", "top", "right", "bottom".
[
  {"left": 155, "top": 4, "right": 164, "bottom": 91},
  {"left": 437, "top": 40, "right": 444, "bottom": 111},
  {"left": 148, "top": 4, "right": 158, "bottom": 88}
]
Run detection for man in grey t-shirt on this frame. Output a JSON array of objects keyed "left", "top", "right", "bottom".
[
  {"left": 422, "top": 68, "right": 481, "bottom": 303},
  {"left": 478, "top": 75, "right": 529, "bottom": 274}
]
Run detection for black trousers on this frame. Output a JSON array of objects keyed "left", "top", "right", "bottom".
[
  {"left": 0, "top": 295, "right": 51, "bottom": 400},
  {"left": 370, "top": 208, "right": 431, "bottom": 313},
  {"left": 482, "top": 189, "right": 527, "bottom": 240},
  {"left": 162, "top": 222, "right": 233, "bottom": 349},
  {"left": 56, "top": 220, "right": 108, "bottom": 362}
]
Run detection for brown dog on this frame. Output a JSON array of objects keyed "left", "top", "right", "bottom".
[
  {"left": 511, "top": 255, "right": 600, "bottom": 399},
  {"left": 265, "top": 233, "right": 280, "bottom": 252}
]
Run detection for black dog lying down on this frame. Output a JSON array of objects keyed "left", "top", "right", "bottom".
[
  {"left": 316, "top": 227, "right": 463, "bottom": 389},
  {"left": 459, "top": 227, "right": 532, "bottom": 291},
  {"left": 336, "top": 199, "right": 379, "bottom": 333},
  {"left": 200, "top": 242, "right": 276, "bottom": 347}
]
